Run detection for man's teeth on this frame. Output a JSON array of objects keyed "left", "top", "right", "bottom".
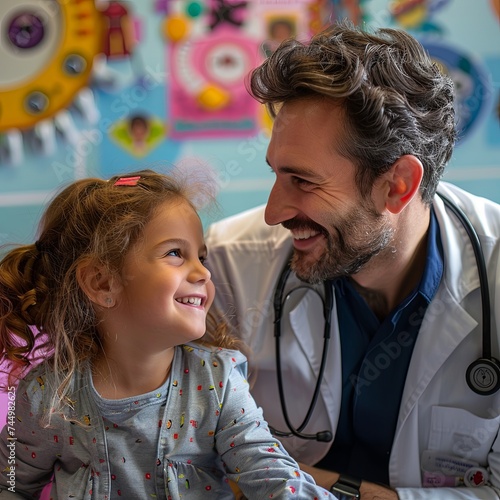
[
  {"left": 176, "top": 297, "right": 202, "bottom": 306},
  {"left": 291, "top": 229, "right": 320, "bottom": 240}
]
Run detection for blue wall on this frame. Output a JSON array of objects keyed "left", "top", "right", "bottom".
[{"left": 0, "top": 0, "right": 499, "bottom": 247}]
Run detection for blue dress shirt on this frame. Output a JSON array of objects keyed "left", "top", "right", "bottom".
[{"left": 316, "top": 208, "right": 443, "bottom": 485}]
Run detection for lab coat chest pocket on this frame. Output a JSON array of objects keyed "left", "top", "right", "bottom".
[{"left": 428, "top": 406, "right": 500, "bottom": 465}]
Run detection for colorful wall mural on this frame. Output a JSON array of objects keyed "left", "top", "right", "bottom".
[
  {"left": 1, "top": 1, "right": 498, "bottom": 246},
  {"left": 0, "top": 2, "right": 500, "bottom": 458},
  {"left": 0, "top": 0, "right": 500, "bottom": 496}
]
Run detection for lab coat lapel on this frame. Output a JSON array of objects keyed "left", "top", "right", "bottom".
[
  {"left": 390, "top": 287, "right": 477, "bottom": 486},
  {"left": 397, "top": 187, "right": 481, "bottom": 421},
  {"left": 288, "top": 286, "right": 342, "bottom": 436},
  {"left": 397, "top": 287, "right": 477, "bottom": 424},
  {"left": 391, "top": 189, "right": 481, "bottom": 484}
]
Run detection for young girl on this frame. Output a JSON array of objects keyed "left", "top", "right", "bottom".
[{"left": 0, "top": 170, "right": 333, "bottom": 499}]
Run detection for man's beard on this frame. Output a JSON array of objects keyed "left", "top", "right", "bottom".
[{"left": 285, "top": 205, "right": 394, "bottom": 284}]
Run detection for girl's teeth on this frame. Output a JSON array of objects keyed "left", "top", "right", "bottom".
[{"left": 177, "top": 297, "right": 202, "bottom": 306}]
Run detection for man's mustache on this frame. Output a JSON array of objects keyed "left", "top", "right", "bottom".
[{"left": 281, "top": 218, "right": 328, "bottom": 236}]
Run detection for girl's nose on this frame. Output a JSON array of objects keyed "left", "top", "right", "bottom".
[{"left": 190, "top": 260, "right": 211, "bottom": 283}]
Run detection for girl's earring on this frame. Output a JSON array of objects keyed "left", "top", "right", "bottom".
[{"left": 105, "top": 297, "right": 114, "bottom": 308}]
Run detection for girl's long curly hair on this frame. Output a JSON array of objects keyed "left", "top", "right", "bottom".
[{"left": 0, "top": 168, "right": 242, "bottom": 416}]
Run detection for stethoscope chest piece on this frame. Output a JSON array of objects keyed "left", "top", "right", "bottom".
[
  {"left": 439, "top": 193, "right": 499, "bottom": 396},
  {"left": 466, "top": 357, "right": 500, "bottom": 395}
]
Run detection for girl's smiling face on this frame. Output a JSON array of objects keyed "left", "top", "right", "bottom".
[{"left": 108, "top": 198, "right": 214, "bottom": 351}]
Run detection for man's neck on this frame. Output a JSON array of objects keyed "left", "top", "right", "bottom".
[{"left": 350, "top": 205, "right": 431, "bottom": 319}]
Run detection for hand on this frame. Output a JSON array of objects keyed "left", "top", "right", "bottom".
[
  {"left": 229, "top": 479, "right": 247, "bottom": 499},
  {"left": 297, "top": 462, "right": 398, "bottom": 499},
  {"left": 360, "top": 481, "right": 398, "bottom": 499}
]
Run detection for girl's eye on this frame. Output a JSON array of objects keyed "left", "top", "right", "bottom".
[
  {"left": 199, "top": 255, "right": 207, "bottom": 265},
  {"left": 166, "top": 249, "right": 181, "bottom": 258}
]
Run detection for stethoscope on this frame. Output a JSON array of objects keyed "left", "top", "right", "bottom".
[{"left": 271, "top": 193, "right": 499, "bottom": 442}]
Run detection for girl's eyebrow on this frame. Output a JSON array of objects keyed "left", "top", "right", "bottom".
[{"left": 156, "top": 238, "right": 187, "bottom": 248}]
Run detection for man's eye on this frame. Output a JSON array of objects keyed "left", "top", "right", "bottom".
[{"left": 292, "top": 176, "right": 312, "bottom": 187}]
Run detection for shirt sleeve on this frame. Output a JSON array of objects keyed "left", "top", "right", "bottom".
[
  {"left": 0, "top": 370, "right": 61, "bottom": 498},
  {"left": 214, "top": 351, "right": 333, "bottom": 499}
]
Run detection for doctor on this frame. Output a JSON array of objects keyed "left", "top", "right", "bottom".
[{"left": 205, "top": 22, "right": 500, "bottom": 499}]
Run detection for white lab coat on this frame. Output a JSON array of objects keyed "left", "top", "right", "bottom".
[{"left": 205, "top": 182, "right": 500, "bottom": 499}]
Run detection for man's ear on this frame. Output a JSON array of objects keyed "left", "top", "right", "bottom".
[
  {"left": 77, "top": 260, "right": 120, "bottom": 308},
  {"left": 383, "top": 155, "right": 424, "bottom": 214}
]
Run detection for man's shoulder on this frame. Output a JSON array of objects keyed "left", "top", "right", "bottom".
[
  {"left": 437, "top": 182, "right": 500, "bottom": 233},
  {"left": 438, "top": 182, "right": 500, "bottom": 208},
  {"left": 205, "top": 204, "right": 290, "bottom": 250}
]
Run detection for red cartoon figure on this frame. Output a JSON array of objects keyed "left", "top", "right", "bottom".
[{"left": 100, "top": 1, "right": 135, "bottom": 59}]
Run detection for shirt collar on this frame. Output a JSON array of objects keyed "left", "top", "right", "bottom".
[{"left": 418, "top": 207, "right": 444, "bottom": 304}]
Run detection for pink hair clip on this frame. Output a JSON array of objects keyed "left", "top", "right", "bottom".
[{"left": 113, "top": 176, "right": 141, "bottom": 186}]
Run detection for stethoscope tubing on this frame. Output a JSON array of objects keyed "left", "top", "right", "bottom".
[
  {"left": 271, "top": 192, "right": 495, "bottom": 440},
  {"left": 438, "top": 193, "right": 492, "bottom": 358},
  {"left": 273, "top": 257, "right": 334, "bottom": 440}
]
